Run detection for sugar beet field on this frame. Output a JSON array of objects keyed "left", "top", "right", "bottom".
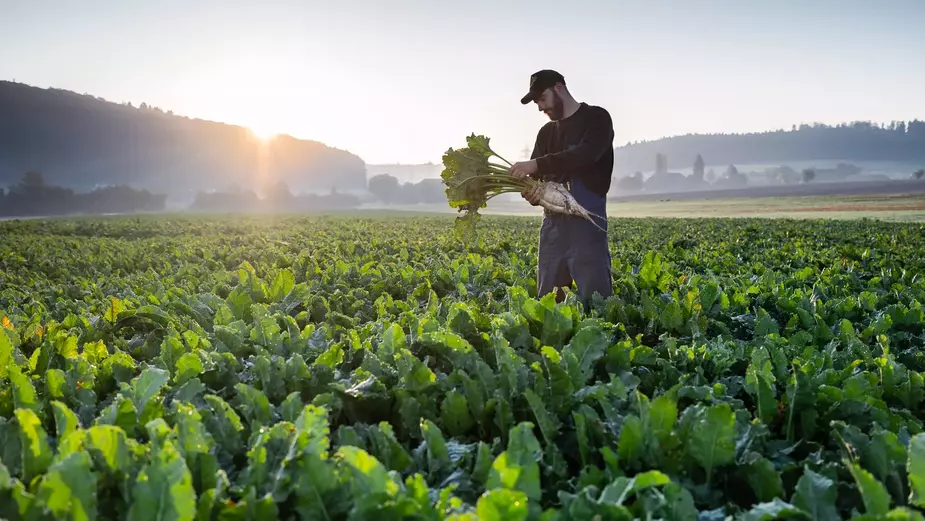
[{"left": 2, "top": 214, "right": 925, "bottom": 520}]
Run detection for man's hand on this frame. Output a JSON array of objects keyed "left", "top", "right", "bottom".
[
  {"left": 509, "top": 160, "right": 538, "bottom": 180},
  {"left": 521, "top": 184, "right": 543, "bottom": 206}
]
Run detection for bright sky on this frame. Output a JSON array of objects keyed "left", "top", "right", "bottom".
[{"left": 2, "top": 0, "right": 924, "bottom": 165}]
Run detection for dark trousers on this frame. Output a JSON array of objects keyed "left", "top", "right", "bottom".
[{"left": 537, "top": 213, "right": 613, "bottom": 305}]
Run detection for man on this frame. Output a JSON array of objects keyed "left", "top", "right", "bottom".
[{"left": 508, "top": 69, "right": 614, "bottom": 305}]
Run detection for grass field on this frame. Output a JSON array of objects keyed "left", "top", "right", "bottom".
[
  {"left": 365, "top": 193, "right": 925, "bottom": 222},
  {"left": 2, "top": 213, "right": 925, "bottom": 519}
]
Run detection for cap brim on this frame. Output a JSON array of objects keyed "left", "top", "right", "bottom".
[{"left": 521, "top": 84, "right": 550, "bottom": 104}]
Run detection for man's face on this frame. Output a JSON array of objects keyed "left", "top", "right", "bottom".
[{"left": 534, "top": 87, "right": 564, "bottom": 120}]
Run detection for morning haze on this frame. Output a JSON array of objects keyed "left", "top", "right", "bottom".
[{"left": 1, "top": 0, "right": 924, "bottom": 213}]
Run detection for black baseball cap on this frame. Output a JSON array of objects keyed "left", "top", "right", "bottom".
[{"left": 520, "top": 69, "right": 565, "bottom": 104}]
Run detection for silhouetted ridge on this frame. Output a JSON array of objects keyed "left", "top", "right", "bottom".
[{"left": 0, "top": 81, "right": 367, "bottom": 200}]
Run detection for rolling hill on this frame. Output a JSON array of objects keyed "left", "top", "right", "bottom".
[
  {"left": 613, "top": 121, "right": 925, "bottom": 175},
  {"left": 0, "top": 81, "right": 367, "bottom": 201}
]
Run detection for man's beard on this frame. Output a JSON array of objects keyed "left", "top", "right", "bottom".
[{"left": 545, "top": 91, "right": 565, "bottom": 120}]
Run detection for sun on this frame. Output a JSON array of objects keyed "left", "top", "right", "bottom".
[{"left": 248, "top": 124, "right": 278, "bottom": 142}]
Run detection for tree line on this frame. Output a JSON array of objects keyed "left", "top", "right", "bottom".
[
  {"left": 614, "top": 120, "right": 925, "bottom": 174},
  {"left": 366, "top": 174, "right": 445, "bottom": 204},
  {"left": 189, "top": 182, "right": 361, "bottom": 213},
  {"left": 0, "top": 172, "right": 166, "bottom": 217}
]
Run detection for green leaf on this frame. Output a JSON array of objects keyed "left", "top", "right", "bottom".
[
  {"left": 315, "top": 342, "right": 344, "bottom": 370},
  {"left": 421, "top": 419, "right": 451, "bottom": 473},
  {"left": 36, "top": 450, "right": 97, "bottom": 521},
  {"left": 599, "top": 470, "right": 671, "bottom": 505},
  {"left": 618, "top": 415, "right": 644, "bottom": 468},
  {"left": 96, "top": 396, "right": 138, "bottom": 434},
  {"left": 754, "top": 308, "right": 779, "bottom": 337},
  {"left": 45, "top": 369, "right": 67, "bottom": 401},
  {"left": 124, "top": 367, "right": 170, "bottom": 419},
  {"left": 747, "top": 457, "right": 783, "bottom": 503},
  {"left": 560, "top": 325, "right": 608, "bottom": 386},
  {"left": 745, "top": 347, "right": 778, "bottom": 424},
  {"left": 0, "top": 460, "right": 10, "bottom": 486},
  {"left": 440, "top": 389, "right": 475, "bottom": 437},
  {"left": 380, "top": 323, "right": 406, "bottom": 359},
  {"left": 688, "top": 403, "right": 736, "bottom": 482},
  {"left": 573, "top": 409, "right": 593, "bottom": 468},
  {"left": 128, "top": 440, "right": 197, "bottom": 521},
  {"left": 908, "top": 433, "right": 925, "bottom": 508},
  {"left": 86, "top": 425, "right": 132, "bottom": 474},
  {"left": 293, "top": 445, "right": 343, "bottom": 519},
  {"left": 0, "top": 329, "right": 12, "bottom": 379},
  {"left": 847, "top": 461, "right": 891, "bottom": 516},
  {"left": 663, "top": 482, "right": 698, "bottom": 521},
  {"left": 51, "top": 401, "right": 81, "bottom": 441},
  {"left": 269, "top": 268, "right": 296, "bottom": 302},
  {"left": 15, "top": 408, "right": 53, "bottom": 483},
  {"left": 105, "top": 297, "right": 125, "bottom": 324},
  {"left": 241, "top": 422, "right": 300, "bottom": 500},
  {"left": 280, "top": 392, "right": 304, "bottom": 423},
  {"left": 476, "top": 489, "right": 529, "bottom": 521},
  {"left": 792, "top": 468, "right": 839, "bottom": 521},
  {"left": 174, "top": 352, "right": 203, "bottom": 385},
  {"left": 233, "top": 383, "right": 273, "bottom": 431},
  {"left": 202, "top": 395, "right": 244, "bottom": 456},
  {"left": 396, "top": 350, "right": 437, "bottom": 392},
  {"left": 645, "top": 392, "right": 678, "bottom": 448},
  {"left": 639, "top": 251, "right": 670, "bottom": 292},
  {"left": 661, "top": 301, "right": 684, "bottom": 331},
  {"left": 337, "top": 445, "right": 398, "bottom": 496},
  {"left": 700, "top": 283, "right": 721, "bottom": 312},
  {"left": 523, "top": 389, "right": 559, "bottom": 448},
  {"left": 741, "top": 498, "right": 807, "bottom": 521},
  {"left": 487, "top": 423, "right": 542, "bottom": 502},
  {"left": 366, "top": 422, "right": 412, "bottom": 473},
  {"left": 9, "top": 365, "right": 40, "bottom": 413}
]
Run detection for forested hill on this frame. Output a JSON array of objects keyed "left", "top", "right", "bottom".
[
  {"left": 0, "top": 81, "right": 367, "bottom": 199},
  {"left": 613, "top": 121, "right": 925, "bottom": 174}
]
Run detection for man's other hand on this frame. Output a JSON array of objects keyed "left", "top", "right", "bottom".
[
  {"left": 521, "top": 184, "right": 543, "bottom": 206},
  {"left": 509, "top": 160, "right": 538, "bottom": 180}
]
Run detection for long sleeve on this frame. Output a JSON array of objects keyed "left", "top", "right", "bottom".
[
  {"left": 528, "top": 126, "right": 550, "bottom": 181},
  {"left": 534, "top": 108, "right": 614, "bottom": 182},
  {"left": 530, "top": 128, "right": 546, "bottom": 160}
]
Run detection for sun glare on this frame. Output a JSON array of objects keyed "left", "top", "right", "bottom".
[{"left": 249, "top": 125, "right": 278, "bottom": 141}]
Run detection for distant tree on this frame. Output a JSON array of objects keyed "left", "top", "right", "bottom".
[
  {"left": 413, "top": 179, "right": 445, "bottom": 203},
  {"left": 692, "top": 154, "right": 705, "bottom": 182},
  {"left": 21, "top": 170, "right": 45, "bottom": 188},
  {"left": 802, "top": 168, "right": 816, "bottom": 183},
  {"left": 713, "top": 165, "right": 747, "bottom": 188},
  {"left": 264, "top": 180, "right": 294, "bottom": 204},
  {"left": 368, "top": 173, "right": 401, "bottom": 204},
  {"left": 914, "top": 169, "right": 924, "bottom": 180},
  {"left": 705, "top": 169, "right": 716, "bottom": 183}
]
